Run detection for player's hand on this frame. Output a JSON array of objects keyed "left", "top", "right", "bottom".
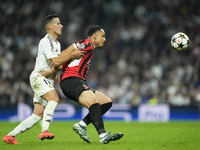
[
  {"left": 38, "top": 66, "right": 57, "bottom": 78},
  {"left": 73, "top": 47, "right": 86, "bottom": 59}
]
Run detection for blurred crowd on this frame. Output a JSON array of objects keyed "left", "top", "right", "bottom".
[{"left": 0, "top": 0, "right": 200, "bottom": 107}]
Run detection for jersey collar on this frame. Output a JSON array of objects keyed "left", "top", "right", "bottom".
[{"left": 46, "top": 34, "right": 57, "bottom": 43}]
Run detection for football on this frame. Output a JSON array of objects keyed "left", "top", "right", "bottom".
[{"left": 171, "top": 32, "right": 190, "bottom": 51}]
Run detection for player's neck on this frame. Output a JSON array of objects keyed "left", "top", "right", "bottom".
[{"left": 88, "top": 37, "right": 96, "bottom": 49}]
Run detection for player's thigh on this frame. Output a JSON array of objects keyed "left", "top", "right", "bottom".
[
  {"left": 33, "top": 102, "right": 45, "bottom": 118},
  {"left": 79, "top": 90, "right": 98, "bottom": 109},
  {"left": 94, "top": 91, "right": 112, "bottom": 105},
  {"left": 41, "top": 89, "right": 59, "bottom": 103}
]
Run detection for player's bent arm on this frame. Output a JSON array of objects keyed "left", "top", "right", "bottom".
[
  {"left": 51, "top": 45, "right": 74, "bottom": 67},
  {"left": 38, "top": 65, "right": 57, "bottom": 78},
  {"left": 38, "top": 65, "right": 62, "bottom": 78},
  {"left": 51, "top": 45, "right": 85, "bottom": 68}
]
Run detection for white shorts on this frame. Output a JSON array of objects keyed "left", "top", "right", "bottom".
[{"left": 30, "top": 75, "right": 55, "bottom": 106}]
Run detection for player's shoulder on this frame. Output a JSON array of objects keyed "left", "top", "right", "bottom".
[
  {"left": 77, "top": 39, "right": 93, "bottom": 47},
  {"left": 39, "top": 34, "right": 53, "bottom": 45},
  {"left": 73, "top": 39, "right": 92, "bottom": 51},
  {"left": 76, "top": 39, "right": 90, "bottom": 44},
  {"left": 39, "top": 35, "right": 48, "bottom": 44}
]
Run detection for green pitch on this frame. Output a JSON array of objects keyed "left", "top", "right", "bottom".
[{"left": 0, "top": 121, "right": 199, "bottom": 150}]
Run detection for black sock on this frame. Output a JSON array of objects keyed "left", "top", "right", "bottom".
[
  {"left": 83, "top": 102, "right": 112, "bottom": 125},
  {"left": 89, "top": 103, "right": 106, "bottom": 135}
]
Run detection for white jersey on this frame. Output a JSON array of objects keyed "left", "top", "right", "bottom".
[
  {"left": 29, "top": 34, "right": 61, "bottom": 105},
  {"left": 30, "top": 34, "right": 61, "bottom": 81}
]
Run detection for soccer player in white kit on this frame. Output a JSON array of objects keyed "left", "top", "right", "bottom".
[{"left": 3, "top": 14, "right": 85, "bottom": 144}]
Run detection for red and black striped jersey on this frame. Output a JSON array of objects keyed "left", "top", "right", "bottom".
[{"left": 60, "top": 39, "right": 94, "bottom": 81}]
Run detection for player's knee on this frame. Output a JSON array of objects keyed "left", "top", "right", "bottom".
[
  {"left": 33, "top": 112, "right": 43, "bottom": 118},
  {"left": 79, "top": 97, "right": 98, "bottom": 108},
  {"left": 52, "top": 97, "right": 59, "bottom": 103},
  {"left": 49, "top": 96, "right": 59, "bottom": 103},
  {"left": 107, "top": 97, "right": 112, "bottom": 103},
  {"left": 38, "top": 113, "right": 43, "bottom": 118}
]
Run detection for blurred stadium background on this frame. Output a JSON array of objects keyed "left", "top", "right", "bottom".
[{"left": 0, "top": 0, "right": 200, "bottom": 122}]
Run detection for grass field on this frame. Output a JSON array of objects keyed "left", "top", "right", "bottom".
[{"left": 0, "top": 121, "right": 199, "bottom": 150}]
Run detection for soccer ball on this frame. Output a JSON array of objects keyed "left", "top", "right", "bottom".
[{"left": 171, "top": 32, "right": 190, "bottom": 51}]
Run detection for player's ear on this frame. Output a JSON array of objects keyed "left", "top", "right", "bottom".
[
  {"left": 93, "top": 33, "right": 97, "bottom": 39},
  {"left": 48, "top": 24, "right": 53, "bottom": 30}
]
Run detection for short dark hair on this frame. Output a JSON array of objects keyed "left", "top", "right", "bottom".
[
  {"left": 87, "top": 25, "right": 103, "bottom": 37},
  {"left": 43, "top": 14, "right": 58, "bottom": 28}
]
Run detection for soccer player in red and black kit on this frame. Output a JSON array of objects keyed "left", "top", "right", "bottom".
[{"left": 60, "top": 25, "right": 123, "bottom": 144}]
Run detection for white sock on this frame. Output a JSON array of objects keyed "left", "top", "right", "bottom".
[
  {"left": 99, "top": 133, "right": 107, "bottom": 138},
  {"left": 78, "top": 120, "right": 87, "bottom": 127},
  {"left": 42, "top": 101, "right": 58, "bottom": 132},
  {"left": 7, "top": 114, "right": 41, "bottom": 136}
]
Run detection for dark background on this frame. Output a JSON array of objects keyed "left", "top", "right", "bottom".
[{"left": 0, "top": 0, "right": 200, "bottom": 108}]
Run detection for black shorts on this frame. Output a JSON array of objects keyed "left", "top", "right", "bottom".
[{"left": 60, "top": 77, "right": 96, "bottom": 102}]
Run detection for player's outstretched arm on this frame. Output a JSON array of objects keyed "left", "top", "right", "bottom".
[{"left": 51, "top": 45, "right": 86, "bottom": 68}]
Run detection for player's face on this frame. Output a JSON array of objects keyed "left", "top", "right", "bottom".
[
  {"left": 51, "top": 18, "right": 63, "bottom": 35},
  {"left": 95, "top": 29, "right": 106, "bottom": 48}
]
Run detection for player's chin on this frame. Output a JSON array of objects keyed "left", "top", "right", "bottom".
[
  {"left": 99, "top": 45, "right": 104, "bottom": 49},
  {"left": 58, "top": 31, "right": 62, "bottom": 35}
]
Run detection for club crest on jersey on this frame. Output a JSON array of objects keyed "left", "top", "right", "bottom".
[
  {"left": 49, "top": 84, "right": 52, "bottom": 88},
  {"left": 83, "top": 84, "right": 88, "bottom": 89}
]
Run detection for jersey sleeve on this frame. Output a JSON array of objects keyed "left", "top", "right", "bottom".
[{"left": 40, "top": 38, "right": 60, "bottom": 59}]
